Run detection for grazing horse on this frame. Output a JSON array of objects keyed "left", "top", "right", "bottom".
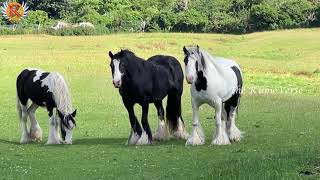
[
  {"left": 183, "top": 46, "right": 243, "bottom": 145},
  {"left": 108, "top": 49, "right": 188, "bottom": 145},
  {"left": 16, "top": 69, "right": 77, "bottom": 144}
]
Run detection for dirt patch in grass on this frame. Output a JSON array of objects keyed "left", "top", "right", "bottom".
[{"left": 136, "top": 42, "right": 167, "bottom": 50}]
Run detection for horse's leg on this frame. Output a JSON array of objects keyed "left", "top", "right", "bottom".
[
  {"left": 226, "top": 106, "right": 242, "bottom": 142},
  {"left": 28, "top": 103, "right": 42, "bottom": 142},
  {"left": 153, "top": 101, "right": 169, "bottom": 141},
  {"left": 46, "top": 109, "right": 61, "bottom": 144},
  {"left": 136, "top": 103, "right": 152, "bottom": 145},
  {"left": 124, "top": 101, "right": 142, "bottom": 145},
  {"left": 55, "top": 110, "right": 64, "bottom": 143},
  {"left": 186, "top": 98, "right": 205, "bottom": 145},
  {"left": 212, "top": 100, "right": 230, "bottom": 145},
  {"left": 19, "top": 104, "right": 30, "bottom": 144}
]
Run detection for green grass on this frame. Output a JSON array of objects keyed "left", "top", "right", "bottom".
[{"left": 0, "top": 29, "right": 320, "bottom": 179}]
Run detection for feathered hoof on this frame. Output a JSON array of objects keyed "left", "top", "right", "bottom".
[
  {"left": 185, "top": 135, "right": 205, "bottom": 146},
  {"left": 126, "top": 130, "right": 140, "bottom": 145},
  {"left": 185, "top": 125, "right": 205, "bottom": 146},
  {"left": 153, "top": 123, "right": 170, "bottom": 141},
  {"left": 173, "top": 117, "right": 189, "bottom": 140},
  {"left": 46, "top": 137, "right": 61, "bottom": 145},
  {"left": 136, "top": 131, "right": 152, "bottom": 145},
  {"left": 29, "top": 127, "right": 42, "bottom": 142},
  {"left": 228, "top": 126, "right": 242, "bottom": 143},
  {"left": 20, "top": 134, "right": 31, "bottom": 144},
  {"left": 212, "top": 132, "right": 231, "bottom": 145}
]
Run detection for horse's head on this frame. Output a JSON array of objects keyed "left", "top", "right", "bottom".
[
  {"left": 183, "top": 45, "right": 205, "bottom": 84},
  {"left": 108, "top": 50, "right": 130, "bottom": 88},
  {"left": 57, "top": 109, "right": 77, "bottom": 144}
]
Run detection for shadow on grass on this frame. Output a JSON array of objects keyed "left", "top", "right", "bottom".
[
  {"left": 0, "top": 139, "right": 20, "bottom": 145},
  {"left": 74, "top": 138, "right": 127, "bottom": 146},
  {"left": 74, "top": 137, "right": 187, "bottom": 146}
]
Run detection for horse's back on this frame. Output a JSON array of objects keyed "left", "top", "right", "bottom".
[
  {"left": 215, "top": 57, "right": 241, "bottom": 71},
  {"left": 147, "top": 55, "right": 184, "bottom": 90},
  {"left": 16, "top": 68, "right": 54, "bottom": 107}
]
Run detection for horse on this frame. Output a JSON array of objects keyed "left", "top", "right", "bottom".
[
  {"left": 183, "top": 45, "right": 243, "bottom": 145},
  {"left": 108, "top": 49, "right": 188, "bottom": 145},
  {"left": 16, "top": 68, "right": 77, "bottom": 144}
]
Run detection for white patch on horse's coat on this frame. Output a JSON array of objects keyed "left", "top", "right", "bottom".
[
  {"left": 154, "top": 119, "right": 169, "bottom": 141},
  {"left": 173, "top": 117, "right": 189, "bottom": 139},
  {"left": 136, "top": 131, "right": 150, "bottom": 145},
  {"left": 186, "top": 124, "right": 205, "bottom": 146},
  {"left": 113, "top": 59, "right": 123, "bottom": 84},
  {"left": 127, "top": 129, "right": 140, "bottom": 145},
  {"left": 33, "top": 70, "right": 44, "bottom": 82}
]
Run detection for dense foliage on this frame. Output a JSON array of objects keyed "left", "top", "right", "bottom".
[{"left": 0, "top": 0, "right": 319, "bottom": 34}]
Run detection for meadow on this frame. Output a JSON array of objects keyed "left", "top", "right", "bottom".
[{"left": 0, "top": 29, "right": 320, "bottom": 179}]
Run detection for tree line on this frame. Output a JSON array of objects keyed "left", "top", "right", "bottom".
[{"left": 0, "top": 0, "right": 320, "bottom": 35}]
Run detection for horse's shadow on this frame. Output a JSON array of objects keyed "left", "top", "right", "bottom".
[
  {"left": 0, "top": 138, "right": 186, "bottom": 146},
  {"left": 74, "top": 138, "right": 127, "bottom": 146},
  {"left": 0, "top": 139, "right": 20, "bottom": 145},
  {"left": 0, "top": 138, "right": 127, "bottom": 146}
]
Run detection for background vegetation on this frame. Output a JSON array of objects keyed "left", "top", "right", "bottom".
[{"left": 1, "top": 0, "right": 320, "bottom": 35}]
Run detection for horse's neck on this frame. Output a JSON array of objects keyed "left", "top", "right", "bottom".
[{"left": 202, "top": 51, "right": 226, "bottom": 77}]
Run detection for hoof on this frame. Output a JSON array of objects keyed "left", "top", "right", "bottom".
[
  {"left": 153, "top": 122, "right": 170, "bottom": 141},
  {"left": 228, "top": 127, "right": 242, "bottom": 143},
  {"left": 212, "top": 132, "right": 231, "bottom": 145},
  {"left": 185, "top": 125, "right": 205, "bottom": 146},
  {"left": 126, "top": 130, "right": 140, "bottom": 145},
  {"left": 136, "top": 131, "right": 152, "bottom": 145},
  {"left": 30, "top": 127, "right": 42, "bottom": 142},
  {"left": 20, "top": 136, "right": 31, "bottom": 144}
]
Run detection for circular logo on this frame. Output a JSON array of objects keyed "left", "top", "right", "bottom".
[{"left": 1, "top": 1, "right": 29, "bottom": 23}]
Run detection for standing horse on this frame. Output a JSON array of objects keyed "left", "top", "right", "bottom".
[
  {"left": 16, "top": 68, "right": 77, "bottom": 144},
  {"left": 108, "top": 49, "right": 188, "bottom": 145},
  {"left": 183, "top": 46, "right": 243, "bottom": 145}
]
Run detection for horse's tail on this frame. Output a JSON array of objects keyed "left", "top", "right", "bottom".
[{"left": 166, "top": 91, "right": 182, "bottom": 132}]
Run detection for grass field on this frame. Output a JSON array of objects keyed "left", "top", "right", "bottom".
[{"left": 0, "top": 29, "right": 320, "bottom": 179}]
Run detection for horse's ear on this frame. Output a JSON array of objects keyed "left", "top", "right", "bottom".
[
  {"left": 196, "top": 45, "right": 200, "bottom": 53},
  {"left": 183, "top": 46, "right": 188, "bottom": 55},
  {"left": 108, "top": 51, "right": 113, "bottom": 59},
  {"left": 120, "top": 49, "right": 124, "bottom": 56},
  {"left": 71, "top": 109, "right": 77, "bottom": 117},
  {"left": 57, "top": 110, "right": 64, "bottom": 119}
]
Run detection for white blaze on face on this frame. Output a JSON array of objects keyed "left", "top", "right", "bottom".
[
  {"left": 185, "top": 55, "right": 197, "bottom": 84},
  {"left": 113, "top": 59, "right": 123, "bottom": 87}
]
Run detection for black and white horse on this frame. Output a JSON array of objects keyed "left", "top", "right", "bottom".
[
  {"left": 108, "top": 49, "right": 188, "bottom": 145},
  {"left": 183, "top": 46, "right": 243, "bottom": 145},
  {"left": 16, "top": 69, "right": 77, "bottom": 144}
]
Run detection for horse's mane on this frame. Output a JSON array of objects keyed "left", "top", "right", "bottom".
[{"left": 41, "top": 72, "right": 73, "bottom": 114}]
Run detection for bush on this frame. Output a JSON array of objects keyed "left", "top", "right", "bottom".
[
  {"left": 172, "top": 9, "right": 208, "bottom": 32},
  {"left": 277, "top": 0, "right": 315, "bottom": 28},
  {"left": 249, "top": 3, "right": 279, "bottom": 31}
]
